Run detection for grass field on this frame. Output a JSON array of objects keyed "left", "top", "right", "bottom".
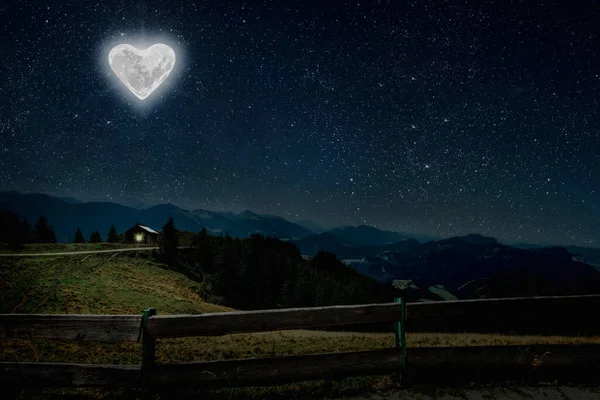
[
  {"left": 2, "top": 251, "right": 600, "bottom": 399},
  {"left": 0, "top": 252, "right": 228, "bottom": 314}
]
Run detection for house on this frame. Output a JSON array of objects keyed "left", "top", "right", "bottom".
[{"left": 125, "top": 224, "right": 159, "bottom": 244}]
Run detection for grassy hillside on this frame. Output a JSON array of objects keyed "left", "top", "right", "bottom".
[
  {"left": 3, "top": 251, "right": 600, "bottom": 399},
  {"left": 0, "top": 251, "right": 229, "bottom": 314}
]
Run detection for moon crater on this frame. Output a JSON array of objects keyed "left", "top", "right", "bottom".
[{"left": 108, "top": 43, "right": 176, "bottom": 100}]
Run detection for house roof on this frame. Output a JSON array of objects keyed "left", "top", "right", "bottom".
[{"left": 137, "top": 224, "right": 158, "bottom": 234}]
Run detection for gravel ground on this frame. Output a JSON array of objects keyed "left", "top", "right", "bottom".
[{"left": 350, "top": 385, "right": 600, "bottom": 399}]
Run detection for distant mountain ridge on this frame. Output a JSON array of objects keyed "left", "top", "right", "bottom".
[
  {"left": 0, "top": 192, "right": 311, "bottom": 242},
  {"left": 293, "top": 220, "right": 326, "bottom": 234},
  {"left": 512, "top": 242, "right": 600, "bottom": 268},
  {"left": 3, "top": 191, "right": 600, "bottom": 301},
  {"left": 328, "top": 225, "right": 410, "bottom": 246},
  {"left": 0, "top": 191, "right": 447, "bottom": 246},
  {"left": 292, "top": 232, "right": 420, "bottom": 259},
  {"left": 2, "top": 191, "right": 599, "bottom": 273},
  {"left": 59, "top": 196, "right": 83, "bottom": 204},
  {"left": 347, "top": 234, "right": 600, "bottom": 300}
]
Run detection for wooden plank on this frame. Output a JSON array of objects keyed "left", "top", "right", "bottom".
[
  {"left": 0, "top": 314, "right": 142, "bottom": 341},
  {"left": 406, "top": 295, "right": 600, "bottom": 335},
  {"left": 141, "top": 308, "right": 157, "bottom": 371},
  {"left": 4, "top": 344, "right": 600, "bottom": 389},
  {"left": 147, "top": 303, "right": 402, "bottom": 338},
  {"left": 406, "top": 344, "right": 600, "bottom": 384},
  {"left": 147, "top": 348, "right": 404, "bottom": 388},
  {"left": 0, "top": 362, "right": 141, "bottom": 387}
]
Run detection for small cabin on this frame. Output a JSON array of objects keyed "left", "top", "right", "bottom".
[{"left": 125, "top": 224, "right": 159, "bottom": 244}]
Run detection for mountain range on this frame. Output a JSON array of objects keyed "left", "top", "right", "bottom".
[
  {"left": 3, "top": 191, "right": 600, "bottom": 301},
  {"left": 346, "top": 234, "right": 600, "bottom": 301},
  {"left": 0, "top": 191, "right": 443, "bottom": 246},
  {"left": 1, "top": 192, "right": 598, "bottom": 259},
  {"left": 0, "top": 191, "right": 313, "bottom": 242}
]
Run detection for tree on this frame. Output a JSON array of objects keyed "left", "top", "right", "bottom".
[
  {"left": 210, "top": 237, "right": 237, "bottom": 299},
  {"left": 158, "top": 217, "right": 179, "bottom": 266},
  {"left": 33, "top": 216, "right": 56, "bottom": 243},
  {"left": 74, "top": 228, "right": 85, "bottom": 243},
  {"left": 107, "top": 225, "right": 119, "bottom": 243},
  {"left": 191, "top": 227, "right": 213, "bottom": 269},
  {"left": 0, "top": 211, "right": 25, "bottom": 250},
  {"left": 48, "top": 226, "right": 57, "bottom": 243},
  {"left": 124, "top": 230, "right": 133, "bottom": 243},
  {"left": 21, "top": 219, "right": 31, "bottom": 244},
  {"left": 89, "top": 231, "right": 101, "bottom": 243}
]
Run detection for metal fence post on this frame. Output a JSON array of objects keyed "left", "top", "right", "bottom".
[
  {"left": 394, "top": 298, "right": 406, "bottom": 368},
  {"left": 141, "top": 308, "right": 157, "bottom": 381}
]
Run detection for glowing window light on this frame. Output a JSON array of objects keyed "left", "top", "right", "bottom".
[{"left": 135, "top": 233, "right": 144, "bottom": 242}]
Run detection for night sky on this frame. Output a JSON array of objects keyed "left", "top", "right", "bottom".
[{"left": 1, "top": 0, "right": 599, "bottom": 246}]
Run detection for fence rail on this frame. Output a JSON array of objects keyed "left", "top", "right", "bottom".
[
  {"left": 0, "top": 362, "right": 140, "bottom": 388},
  {"left": 147, "top": 302, "right": 403, "bottom": 338},
  {"left": 0, "top": 349, "right": 405, "bottom": 388},
  {"left": 406, "top": 294, "right": 600, "bottom": 335},
  {"left": 0, "top": 314, "right": 141, "bottom": 341},
  {"left": 148, "top": 348, "right": 404, "bottom": 388},
  {"left": 4, "top": 344, "right": 600, "bottom": 388},
  {"left": 405, "top": 343, "right": 600, "bottom": 384},
  {"left": 3, "top": 294, "right": 600, "bottom": 389}
]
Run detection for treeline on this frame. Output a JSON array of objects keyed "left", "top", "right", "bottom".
[
  {"left": 0, "top": 211, "right": 56, "bottom": 248},
  {"left": 73, "top": 224, "right": 120, "bottom": 244},
  {"left": 0, "top": 211, "right": 122, "bottom": 248},
  {"left": 174, "top": 226, "right": 402, "bottom": 311}
]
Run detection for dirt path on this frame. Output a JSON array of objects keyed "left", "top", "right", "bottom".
[
  {"left": 350, "top": 385, "right": 600, "bottom": 399},
  {"left": 0, "top": 247, "right": 190, "bottom": 257}
]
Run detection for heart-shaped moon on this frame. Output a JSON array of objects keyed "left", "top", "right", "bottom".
[{"left": 108, "top": 43, "right": 176, "bottom": 100}]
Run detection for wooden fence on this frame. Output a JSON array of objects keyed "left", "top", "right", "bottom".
[
  {"left": 0, "top": 300, "right": 407, "bottom": 388},
  {"left": 407, "top": 294, "right": 600, "bottom": 335},
  {"left": 2, "top": 294, "right": 600, "bottom": 389}
]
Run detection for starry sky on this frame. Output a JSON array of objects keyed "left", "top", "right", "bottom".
[{"left": 1, "top": 0, "right": 599, "bottom": 246}]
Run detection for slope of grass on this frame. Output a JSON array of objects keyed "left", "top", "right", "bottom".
[{"left": 0, "top": 252, "right": 229, "bottom": 314}]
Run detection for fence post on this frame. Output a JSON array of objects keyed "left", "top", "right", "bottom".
[
  {"left": 394, "top": 297, "right": 406, "bottom": 386},
  {"left": 397, "top": 297, "right": 406, "bottom": 368},
  {"left": 141, "top": 308, "right": 157, "bottom": 382}
]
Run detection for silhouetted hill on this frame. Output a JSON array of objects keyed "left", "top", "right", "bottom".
[
  {"left": 458, "top": 233, "right": 498, "bottom": 245},
  {"left": 137, "top": 203, "right": 207, "bottom": 233},
  {"left": 511, "top": 242, "right": 544, "bottom": 249},
  {"left": 294, "top": 220, "right": 326, "bottom": 233},
  {"left": 354, "top": 235, "right": 600, "bottom": 299},
  {"left": 59, "top": 196, "right": 83, "bottom": 204},
  {"left": 0, "top": 192, "right": 138, "bottom": 242},
  {"left": 509, "top": 242, "right": 600, "bottom": 269},
  {"left": 224, "top": 211, "right": 312, "bottom": 239},
  {"left": 0, "top": 191, "right": 444, "bottom": 246},
  {"left": 350, "top": 255, "right": 397, "bottom": 282},
  {"left": 293, "top": 232, "right": 419, "bottom": 259},
  {"left": 0, "top": 192, "right": 313, "bottom": 242},
  {"left": 236, "top": 210, "right": 260, "bottom": 220},
  {"left": 327, "top": 225, "right": 410, "bottom": 246},
  {"left": 177, "top": 233, "right": 403, "bottom": 311},
  {"left": 566, "top": 246, "right": 600, "bottom": 268},
  {"left": 293, "top": 232, "right": 353, "bottom": 256}
]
